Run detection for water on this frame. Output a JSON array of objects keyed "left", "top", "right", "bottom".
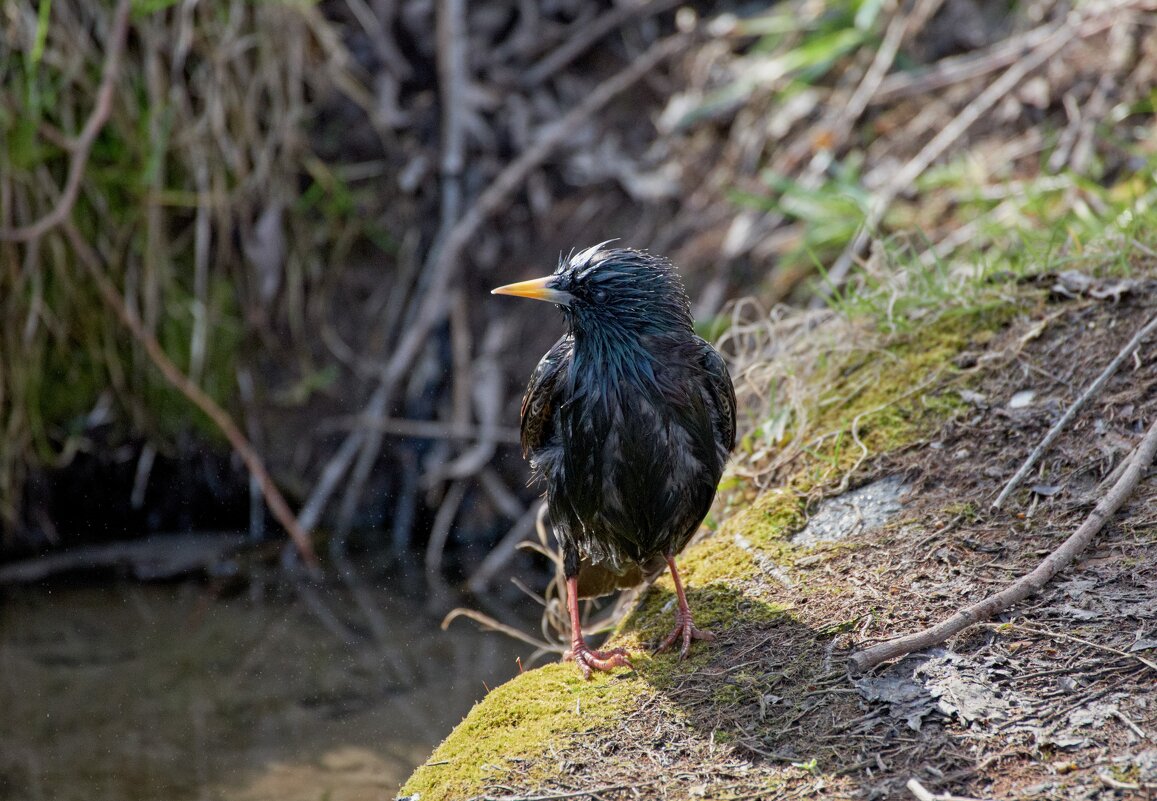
[{"left": 0, "top": 580, "right": 528, "bottom": 800}]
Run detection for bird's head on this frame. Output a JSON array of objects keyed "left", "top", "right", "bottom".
[{"left": 491, "top": 243, "right": 694, "bottom": 340}]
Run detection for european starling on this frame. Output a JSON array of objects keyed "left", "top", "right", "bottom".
[{"left": 492, "top": 244, "right": 736, "bottom": 678}]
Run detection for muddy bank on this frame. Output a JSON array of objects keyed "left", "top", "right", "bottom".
[{"left": 399, "top": 273, "right": 1157, "bottom": 800}]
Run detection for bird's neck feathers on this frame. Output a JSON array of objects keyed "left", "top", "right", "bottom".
[
  {"left": 566, "top": 316, "right": 667, "bottom": 400},
  {"left": 568, "top": 313, "right": 642, "bottom": 361},
  {"left": 566, "top": 299, "right": 693, "bottom": 350}
]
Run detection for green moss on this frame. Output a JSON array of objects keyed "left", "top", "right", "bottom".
[
  {"left": 399, "top": 665, "right": 650, "bottom": 801},
  {"left": 777, "top": 300, "right": 1021, "bottom": 492}
]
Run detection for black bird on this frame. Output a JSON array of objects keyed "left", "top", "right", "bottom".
[{"left": 492, "top": 244, "right": 736, "bottom": 678}]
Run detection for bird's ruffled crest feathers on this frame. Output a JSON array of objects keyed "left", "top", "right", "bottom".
[{"left": 561, "top": 239, "right": 619, "bottom": 273}]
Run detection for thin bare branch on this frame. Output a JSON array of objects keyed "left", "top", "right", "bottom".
[
  {"left": 520, "top": 0, "right": 681, "bottom": 86},
  {"left": 993, "top": 311, "right": 1157, "bottom": 508},
  {"left": 468, "top": 781, "right": 660, "bottom": 801},
  {"left": 466, "top": 501, "right": 542, "bottom": 594},
  {"left": 980, "top": 622, "right": 1157, "bottom": 673}
]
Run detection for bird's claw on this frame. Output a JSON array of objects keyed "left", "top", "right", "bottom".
[
  {"left": 655, "top": 613, "right": 715, "bottom": 660},
  {"left": 566, "top": 642, "right": 634, "bottom": 679}
]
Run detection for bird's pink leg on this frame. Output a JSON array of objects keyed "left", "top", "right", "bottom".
[
  {"left": 655, "top": 555, "right": 715, "bottom": 659},
  {"left": 564, "top": 575, "right": 633, "bottom": 679}
]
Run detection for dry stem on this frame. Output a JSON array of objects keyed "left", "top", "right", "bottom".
[
  {"left": 0, "top": 0, "right": 132, "bottom": 243},
  {"left": 821, "top": 5, "right": 1122, "bottom": 298}
]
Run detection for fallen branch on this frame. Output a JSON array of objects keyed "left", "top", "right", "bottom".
[
  {"left": 0, "top": 0, "right": 132, "bottom": 243},
  {"left": 849, "top": 413, "right": 1157, "bottom": 672},
  {"left": 63, "top": 220, "right": 319, "bottom": 569},
  {"left": 993, "top": 310, "right": 1157, "bottom": 508},
  {"left": 906, "top": 777, "right": 990, "bottom": 801},
  {"left": 0, "top": 533, "right": 247, "bottom": 585}
]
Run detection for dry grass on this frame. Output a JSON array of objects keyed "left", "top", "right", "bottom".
[{"left": 0, "top": 1, "right": 366, "bottom": 537}]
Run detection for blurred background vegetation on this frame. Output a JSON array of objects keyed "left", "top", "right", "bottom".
[{"left": 4, "top": 0, "right": 1154, "bottom": 579}]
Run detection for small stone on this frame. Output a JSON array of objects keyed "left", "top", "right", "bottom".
[{"left": 1009, "top": 390, "right": 1035, "bottom": 409}]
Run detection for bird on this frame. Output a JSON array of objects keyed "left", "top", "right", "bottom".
[{"left": 492, "top": 243, "right": 736, "bottom": 678}]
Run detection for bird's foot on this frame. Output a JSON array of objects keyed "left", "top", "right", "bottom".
[
  {"left": 566, "top": 641, "right": 634, "bottom": 680},
  {"left": 655, "top": 611, "right": 715, "bottom": 660}
]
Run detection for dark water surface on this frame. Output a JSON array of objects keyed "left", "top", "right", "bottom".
[{"left": 0, "top": 580, "right": 527, "bottom": 800}]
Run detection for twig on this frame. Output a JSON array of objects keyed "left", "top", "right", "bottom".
[
  {"left": 469, "top": 779, "right": 659, "bottom": 801},
  {"left": 520, "top": 0, "right": 682, "bottom": 86},
  {"left": 331, "top": 0, "right": 472, "bottom": 536},
  {"left": 296, "top": 428, "right": 366, "bottom": 534},
  {"left": 466, "top": 501, "right": 542, "bottom": 594},
  {"left": 993, "top": 310, "right": 1157, "bottom": 508},
  {"left": 425, "top": 479, "right": 467, "bottom": 598},
  {"left": 1113, "top": 709, "right": 1152, "bottom": 740},
  {"left": 906, "top": 777, "right": 990, "bottom": 801},
  {"left": 432, "top": 309, "right": 509, "bottom": 482},
  {"left": 442, "top": 31, "right": 686, "bottom": 263},
  {"left": 871, "top": 20, "right": 1062, "bottom": 104},
  {"left": 980, "top": 622, "right": 1157, "bottom": 673},
  {"left": 435, "top": 0, "right": 467, "bottom": 248},
  {"left": 477, "top": 467, "right": 527, "bottom": 519},
  {"left": 442, "top": 606, "right": 560, "bottom": 652},
  {"left": 63, "top": 220, "right": 318, "bottom": 568},
  {"left": 822, "top": 0, "right": 945, "bottom": 160},
  {"left": 849, "top": 413, "right": 1157, "bottom": 672},
  {"left": 1099, "top": 774, "right": 1143, "bottom": 792},
  {"left": 344, "top": 0, "right": 411, "bottom": 79},
  {"left": 0, "top": 0, "right": 132, "bottom": 243}
]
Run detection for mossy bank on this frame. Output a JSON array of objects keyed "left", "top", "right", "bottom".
[{"left": 397, "top": 280, "right": 1040, "bottom": 801}]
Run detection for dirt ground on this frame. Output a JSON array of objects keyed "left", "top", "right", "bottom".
[{"left": 403, "top": 270, "right": 1157, "bottom": 800}]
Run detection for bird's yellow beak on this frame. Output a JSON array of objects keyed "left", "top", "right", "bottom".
[{"left": 491, "top": 275, "right": 572, "bottom": 305}]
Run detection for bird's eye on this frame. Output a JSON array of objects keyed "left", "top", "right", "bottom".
[{"left": 591, "top": 287, "right": 609, "bottom": 303}]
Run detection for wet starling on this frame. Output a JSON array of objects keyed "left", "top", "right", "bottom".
[{"left": 492, "top": 243, "right": 736, "bottom": 678}]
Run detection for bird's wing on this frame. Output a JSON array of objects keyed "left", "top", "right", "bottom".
[
  {"left": 698, "top": 338, "right": 737, "bottom": 453},
  {"left": 520, "top": 335, "right": 572, "bottom": 458}
]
